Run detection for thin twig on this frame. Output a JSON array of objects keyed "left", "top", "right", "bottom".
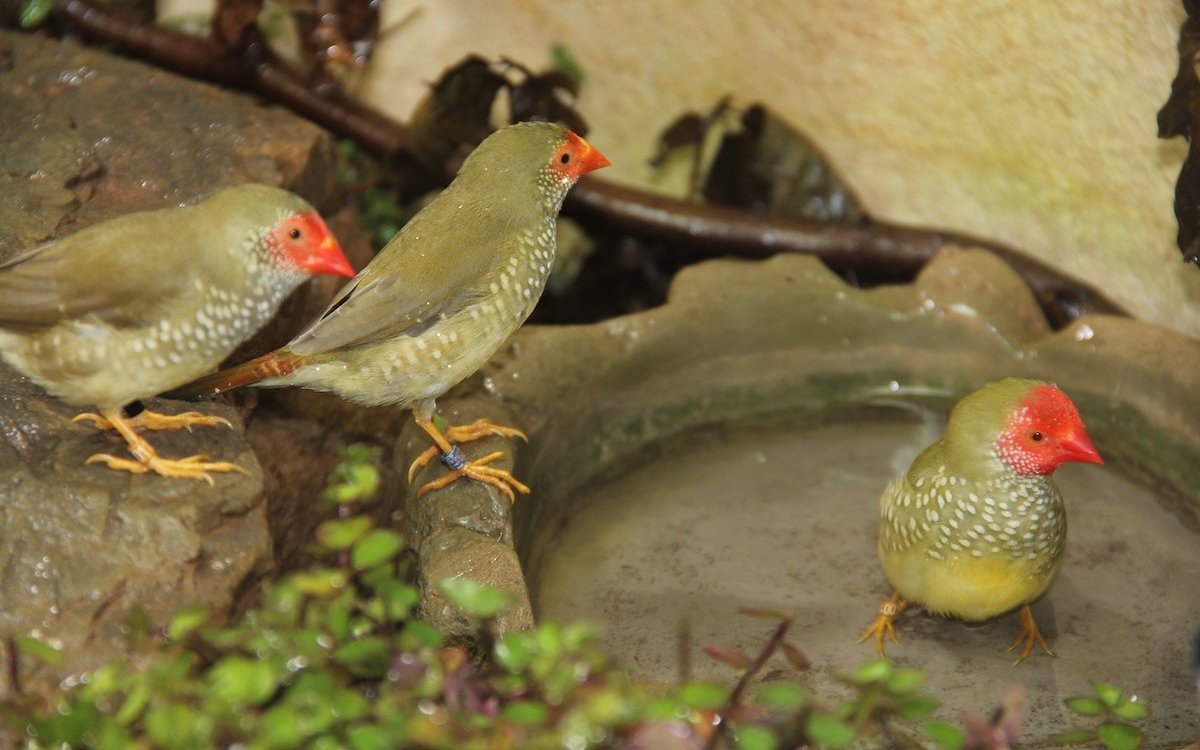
[
  {"left": 701, "top": 617, "right": 792, "bottom": 750},
  {"left": 4, "top": 636, "right": 20, "bottom": 696}
]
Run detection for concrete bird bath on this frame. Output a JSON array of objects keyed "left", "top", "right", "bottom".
[{"left": 398, "top": 247, "right": 1200, "bottom": 745}]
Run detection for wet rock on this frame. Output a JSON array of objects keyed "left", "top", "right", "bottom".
[
  {"left": 0, "top": 362, "right": 267, "bottom": 697},
  {"left": 397, "top": 396, "right": 532, "bottom": 637}
]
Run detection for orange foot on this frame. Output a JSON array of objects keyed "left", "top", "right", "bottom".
[
  {"left": 74, "top": 408, "right": 232, "bottom": 432},
  {"left": 78, "top": 407, "right": 245, "bottom": 484},
  {"left": 856, "top": 591, "right": 908, "bottom": 657},
  {"left": 409, "top": 417, "right": 530, "bottom": 502},
  {"left": 1007, "top": 603, "right": 1055, "bottom": 665}
]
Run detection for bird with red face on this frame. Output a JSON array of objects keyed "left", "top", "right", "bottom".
[
  {"left": 0, "top": 184, "right": 354, "bottom": 482},
  {"left": 177, "top": 121, "right": 610, "bottom": 500},
  {"left": 858, "top": 378, "right": 1104, "bottom": 663}
]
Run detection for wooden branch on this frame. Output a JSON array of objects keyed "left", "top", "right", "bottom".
[
  {"left": 55, "top": 0, "right": 408, "bottom": 159},
  {"left": 567, "top": 178, "right": 1123, "bottom": 324}
]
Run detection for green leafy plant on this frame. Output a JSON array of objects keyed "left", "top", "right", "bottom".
[
  {"left": 1057, "top": 683, "right": 1150, "bottom": 750},
  {"left": 0, "top": 446, "right": 1161, "bottom": 749}
]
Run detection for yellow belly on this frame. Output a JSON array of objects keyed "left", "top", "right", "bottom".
[{"left": 880, "top": 548, "right": 1059, "bottom": 621}]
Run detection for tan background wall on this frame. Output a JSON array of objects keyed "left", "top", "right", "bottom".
[{"left": 165, "top": 1, "right": 1200, "bottom": 337}]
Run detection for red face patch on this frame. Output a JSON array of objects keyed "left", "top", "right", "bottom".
[
  {"left": 270, "top": 212, "right": 354, "bottom": 278},
  {"left": 548, "top": 131, "right": 611, "bottom": 182},
  {"left": 995, "top": 384, "right": 1103, "bottom": 475}
]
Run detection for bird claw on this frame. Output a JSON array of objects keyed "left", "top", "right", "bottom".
[
  {"left": 856, "top": 593, "right": 907, "bottom": 657},
  {"left": 415, "top": 450, "right": 531, "bottom": 502},
  {"left": 74, "top": 409, "right": 233, "bottom": 433},
  {"left": 1006, "top": 603, "right": 1055, "bottom": 665},
  {"left": 85, "top": 451, "right": 247, "bottom": 485}
]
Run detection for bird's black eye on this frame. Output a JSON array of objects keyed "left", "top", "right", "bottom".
[
  {"left": 1031, "top": 431, "right": 1043, "bottom": 442},
  {"left": 289, "top": 227, "right": 302, "bottom": 239},
  {"left": 560, "top": 152, "right": 571, "bottom": 164}
]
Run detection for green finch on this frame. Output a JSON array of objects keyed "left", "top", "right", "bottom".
[
  {"left": 858, "top": 378, "right": 1103, "bottom": 663},
  {"left": 177, "top": 121, "right": 610, "bottom": 500},
  {"left": 0, "top": 184, "right": 353, "bottom": 482}
]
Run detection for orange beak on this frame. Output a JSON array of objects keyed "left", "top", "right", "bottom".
[
  {"left": 1059, "top": 429, "right": 1104, "bottom": 466},
  {"left": 307, "top": 234, "right": 356, "bottom": 278},
  {"left": 567, "top": 131, "right": 612, "bottom": 176}
]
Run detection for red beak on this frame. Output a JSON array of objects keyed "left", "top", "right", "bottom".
[
  {"left": 307, "top": 234, "right": 355, "bottom": 278},
  {"left": 566, "top": 131, "right": 612, "bottom": 176},
  {"left": 1059, "top": 430, "right": 1104, "bottom": 466}
]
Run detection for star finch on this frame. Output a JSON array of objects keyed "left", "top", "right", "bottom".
[
  {"left": 0, "top": 184, "right": 354, "bottom": 482},
  {"left": 858, "top": 378, "right": 1103, "bottom": 663},
  {"left": 177, "top": 122, "right": 610, "bottom": 500}
]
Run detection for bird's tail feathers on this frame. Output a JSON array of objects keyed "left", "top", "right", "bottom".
[{"left": 169, "top": 349, "right": 303, "bottom": 400}]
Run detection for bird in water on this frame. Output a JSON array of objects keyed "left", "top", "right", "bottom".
[
  {"left": 857, "top": 378, "right": 1104, "bottom": 663},
  {"left": 175, "top": 121, "right": 610, "bottom": 500},
  {"left": 0, "top": 185, "right": 354, "bottom": 482}
]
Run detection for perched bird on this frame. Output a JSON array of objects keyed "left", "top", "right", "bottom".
[
  {"left": 0, "top": 185, "right": 354, "bottom": 482},
  {"left": 175, "top": 122, "right": 610, "bottom": 500},
  {"left": 858, "top": 378, "right": 1104, "bottom": 663}
]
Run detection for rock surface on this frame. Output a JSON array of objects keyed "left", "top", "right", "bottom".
[{"left": 0, "top": 29, "right": 366, "bottom": 698}]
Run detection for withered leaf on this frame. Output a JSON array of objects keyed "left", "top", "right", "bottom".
[
  {"left": 649, "top": 112, "right": 707, "bottom": 168},
  {"left": 702, "top": 645, "right": 752, "bottom": 670},
  {"left": 502, "top": 58, "right": 589, "bottom": 135},
  {"left": 213, "top": 0, "right": 265, "bottom": 51},
  {"left": 1158, "top": 0, "right": 1200, "bottom": 264},
  {"left": 405, "top": 55, "right": 508, "bottom": 170},
  {"left": 704, "top": 103, "right": 865, "bottom": 223}
]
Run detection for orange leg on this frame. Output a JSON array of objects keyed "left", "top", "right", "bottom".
[
  {"left": 408, "top": 417, "right": 530, "bottom": 502},
  {"left": 856, "top": 591, "right": 908, "bottom": 657},
  {"left": 78, "top": 407, "right": 246, "bottom": 484},
  {"left": 1006, "top": 603, "right": 1054, "bottom": 665}
]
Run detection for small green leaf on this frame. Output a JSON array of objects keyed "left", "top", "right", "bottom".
[
  {"left": 886, "top": 668, "right": 925, "bottom": 694},
  {"left": 208, "top": 655, "right": 278, "bottom": 706},
  {"left": 733, "top": 723, "right": 778, "bottom": 750},
  {"left": 495, "top": 632, "right": 537, "bottom": 672},
  {"left": 1094, "top": 683, "right": 1123, "bottom": 708},
  {"left": 316, "top": 516, "right": 373, "bottom": 550},
  {"left": 19, "top": 0, "right": 53, "bottom": 28},
  {"left": 400, "top": 620, "right": 444, "bottom": 650},
  {"left": 1096, "top": 722, "right": 1142, "bottom": 750},
  {"left": 897, "top": 695, "right": 938, "bottom": 720},
  {"left": 1055, "top": 730, "right": 1099, "bottom": 744},
  {"left": 1065, "top": 696, "right": 1106, "bottom": 717},
  {"left": 333, "top": 638, "right": 390, "bottom": 678},
  {"left": 166, "top": 606, "right": 209, "bottom": 641},
  {"left": 113, "top": 682, "right": 150, "bottom": 726},
  {"left": 347, "top": 724, "right": 391, "bottom": 750},
  {"left": 849, "top": 659, "right": 891, "bottom": 685},
  {"left": 351, "top": 529, "right": 404, "bottom": 570},
  {"left": 1112, "top": 697, "right": 1150, "bottom": 721},
  {"left": 923, "top": 720, "right": 965, "bottom": 750},
  {"left": 502, "top": 700, "right": 550, "bottom": 725},
  {"left": 14, "top": 635, "right": 63, "bottom": 666},
  {"left": 551, "top": 43, "right": 585, "bottom": 85},
  {"left": 807, "top": 713, "right": 856, "bottom": 749},
  {"left": 755, "top": 682, "right": 808, "bottom": 711},
  {"left": 290, "top": 569, "right": 348, "bottom": 597},
  {"left": 438, "top": 577, "right": 513, "bottom": 619},
  {"left": 678, "top": 682, "right": 729, "bottom": 711}
]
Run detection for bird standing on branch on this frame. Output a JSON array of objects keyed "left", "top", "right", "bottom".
[
  {"left": 0, "top": 185, "right": 354, "bottom": 482},
  {"left": 176, "top": 121, "right": 611, "bottom": 500},
  {"left": 858, "top": 378, "right": 1104, "bottom": 663}
]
